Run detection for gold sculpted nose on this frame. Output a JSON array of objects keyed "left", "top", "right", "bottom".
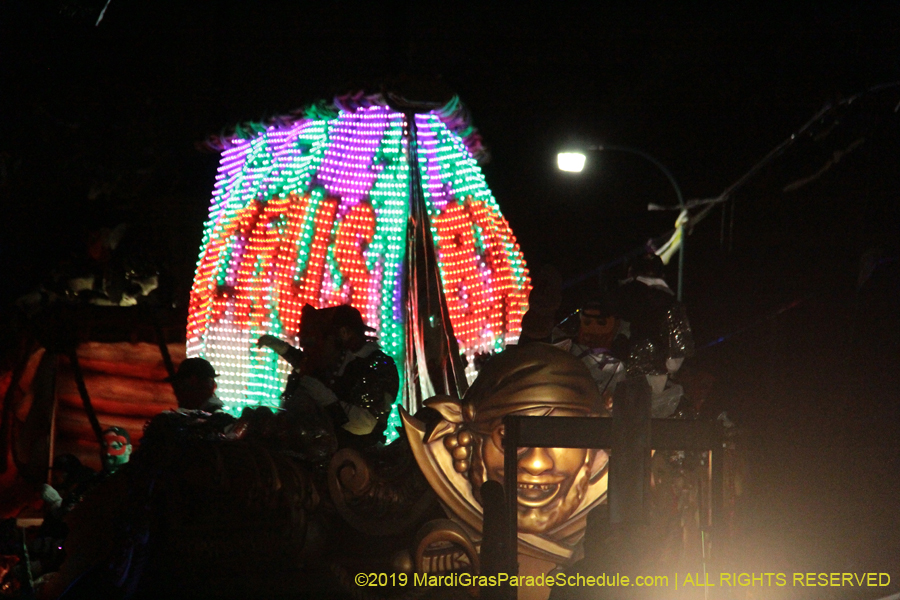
[{"left": 519, "top": 447, "right": 553, "bottom": 475}]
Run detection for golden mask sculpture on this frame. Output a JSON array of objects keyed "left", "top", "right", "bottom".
[{"left": 401, "top": 343, "right": 609, "bottom": 581}]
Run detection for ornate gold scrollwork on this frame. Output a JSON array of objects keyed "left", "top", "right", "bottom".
[
  {"left": 413, "top": 518, "right": 479, "bottom": 596},
  {"left": 327, "top": 446, "right": 438, "bottom": 537}
]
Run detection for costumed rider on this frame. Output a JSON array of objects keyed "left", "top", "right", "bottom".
[
  {"left": 41, "top": 426, "right": 133, "bottom": 516},
  {"left": 45, "top": 454, "right": 96, "bottom": 519},
  {"left": 165, "top": 357, "right": 235, "bottom": 431},
  {"left": 613, "top": 252, "right": 694, "bottom": 417},
  {"left": 32, "top": 427, "right": 134, "bottom": 581},
  {"left": 100, "top": 426, "right": 133, "bottom": 474},
  {"left": 258, "top": 304, "right": 400, "bottom": 450},
  {"left": 553, "top": 300, "right": 625, "bottom": 411},
  {"left": 167, "top": 357, "right": 222, "bottom": 412}
]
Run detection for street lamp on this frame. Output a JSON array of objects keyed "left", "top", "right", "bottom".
[
  {"left": 556, "top": 144, "right": 686, "bottom": 301},
  {"left": 557, "top": 152, "right": 587, "bottom": 172}
]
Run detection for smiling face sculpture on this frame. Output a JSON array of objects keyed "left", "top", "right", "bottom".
[{"left": 402, "top": 343, "right": 609, "bottom": 563}]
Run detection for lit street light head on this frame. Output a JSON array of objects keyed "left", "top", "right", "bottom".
[
  {"left": 557, "top": 152, "right": 586, "bottom": 173},
  {"left": 553, "top": 143, "right": 686, "bottom": 301}
]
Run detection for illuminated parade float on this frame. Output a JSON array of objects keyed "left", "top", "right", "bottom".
[
  {"left": 0, "top": 94, "right": 720, "bottom": 600},
  {"left": 186, "top": 93, "right": 530, "bottom": 440}
]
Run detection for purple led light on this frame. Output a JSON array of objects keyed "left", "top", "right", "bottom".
[{"left": 317, "top": 106, "right": 395, "bottom": 202}]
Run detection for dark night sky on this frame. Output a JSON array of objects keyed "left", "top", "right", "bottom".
[
  {"left": 1, "top": 1, "right": 898, "bottom": 348},
  {"left": 2, "top": 0, "right": 900, "bottom": 389},
  {"left": 3, "top": 2, "right": 898, "bottom": 292},
  {"left": 2, "top": 0, "right": 900, "bottom": 584}
]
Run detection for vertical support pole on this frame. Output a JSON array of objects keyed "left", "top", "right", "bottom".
[
  {"left": 609, "top": 377, "right": 652, "bottom": 524},
  {"left": 503, "top": 415, "right": 520, "bottom": 599},
  {"left": 21, "top": 526, "right": 34, "bottom": 599},
  {"left": 47, "top": 394, "right": 58, "bottom": 484},
  {"left": 69, "top": 348, "right": 103, "bottom": 446},
  {"left": 480, "top": 480, "right": 509, "bottom": 600},
  {"left": 710, "top": 421, "right": 725, "bottom": 557},
  {"left": 148, "top": 306, "right": 176, "bottom": 380},
  {"left": 403, "top": 110, "right": 466, "bottom": 412}
]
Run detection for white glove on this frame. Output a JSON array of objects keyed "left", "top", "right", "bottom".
[
  {"left": 298, "top": 376, "right": 339, "bottom": 407},
  {"left": 666, "top": 356, "right": 684, "bottom": 374},
  {"left": 40, "top": 484, "right": 63, "bottom": 510},
  {"left": 340, "top": 404, "right": 377, "bottom": 435}
]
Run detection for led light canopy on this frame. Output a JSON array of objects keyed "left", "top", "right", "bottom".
[{"left": 187, "top": 93, "right": 530, "bottom": 442}]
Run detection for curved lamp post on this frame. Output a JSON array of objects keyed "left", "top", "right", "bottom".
[{"left": 557, "top": 144, "right": 685, "bottom": 301}]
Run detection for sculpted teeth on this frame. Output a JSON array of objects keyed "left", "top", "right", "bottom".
[{"left": 516, "top": 482, "right": 561, "bottom": 507}]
